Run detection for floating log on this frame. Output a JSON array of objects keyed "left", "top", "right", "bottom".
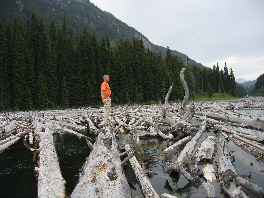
[
  {"left": 217, "top": 134, "right": 247, "bottom": 198},
  {"left": 163, "top": 135, "right": 192, "bottom": 154},
  {"left": 236, "top": 176, "right": 264, "bottom": 198},
  {"left": 196, "top": 136, "right": 216, "bottom": 163},
  {"left": 36, "top": 123, "right": 66, "bottom": 198},
  {"left": 56, "top": 125, "right": 94, "bottom": 149},
  {"left": 125, "top": 144, "right": 159, "bottom": 198},
  {"left": 71, "top": 127, "right": 131, "bottom": 198},
  {"left": 200, "top": 110, "right": 264, "bottom": 130},
  {"left": 165, "top": 120, "right": 207, "bottom": 181},
  {"left": 202, "top": 163, "right": 216, "bottom": 183},
  {"left": 0, "top": 131, "right": 26, "bottom": 153}
]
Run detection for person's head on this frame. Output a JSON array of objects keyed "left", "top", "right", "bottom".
[{"left": 103, "top": 75, "right": 109, "bottom": 83}]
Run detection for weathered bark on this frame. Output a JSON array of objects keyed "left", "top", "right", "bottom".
[
  {"left": 125, "top": 144, "right": 159, "bottom": 198},
  {"left": 217, "top": 134, "right": 247, "bottom": 198},
  {"left": 154, "top": 123, "right": 173, "bottom": 139},
  {"left": 202, "top": 181, "right": 216, "bottom": 198},
  {"left": 160, "top": 193, "right": 179, "bottom": 198},
  {"left": 236, "top": 176, "right": 264, "bottom": 198},
  {"left": 199, "top": 110, "right": 264, "bottom": 130},
  {"left": 180, "top": 57, "right": 190, "bottom": 111},
  {"left": 71, "top": 128, "right": 131, "bottom": 198},
  {"left": 0, "top": 131, "right": 26, "bottom": 153},
  {"left": 163, "top": 135, "right": 192, "bottom": 154},
  {"left": 36, "top": 123, "right": 66, "bottom": 198},
  {"left": 196, "top": 136, "right": 216, "bottom": 163},
  {"left": 202, "top": 163, "right": 216, "bottom": 183},
  {"left": 165, "top": 120, "right": 207, "bottom": 181}
]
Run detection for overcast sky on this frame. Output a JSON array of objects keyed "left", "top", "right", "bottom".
[{"left": 90, "top": 0, "right": 264, "bottom": 81}]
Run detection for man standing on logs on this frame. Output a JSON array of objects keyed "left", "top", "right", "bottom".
[{"left": 101, "top": 75, "right": 111, "bottom": 125}]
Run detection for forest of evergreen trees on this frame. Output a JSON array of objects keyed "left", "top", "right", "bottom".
[{"left": 0, "top": 14, "right": 236, "bottom": 111}]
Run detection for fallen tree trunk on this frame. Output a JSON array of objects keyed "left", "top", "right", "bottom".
[
  {"left": 165, "top": 120, "right": 207, "bottom": 181},
  {"left": 36, "top": 123, "right": 66, "bottom": 198},
  {"left": 202, "top": 181, "right": 216, "bottom": 198},
  {"left": 163, "top": 135, "right": 192, "bottom": 154},
  {"left": 56, "top": 125, "right": 94, "bottom": 149},
  {"left": 202, "top": 163, "right": 216, "bottom": 183},
  {"left": 200, "top": 110, "right": 264, "bottom": 130},
  {"left": 236, "top": 176, "right": 264, "bottom": 198},
  {"left": 125, "top": 144, "right": 159, "bottom": 198},
  {"left": 0, "top": 131, "right": 26, "bottom": 153},
  {"left": 196, "top": 136, "right": 216, "bottom": 163},
  {"left": 71, "top": 127, "right": 131, "bottom": 198},
  {"left": 217, "top": 134, "right": 247, "bottom": 198}
]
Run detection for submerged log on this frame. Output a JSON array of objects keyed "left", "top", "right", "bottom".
[
  {"left": 71, "top": 127, "right": 131, "bottom": 198},
  {"left": 125, "top": 144, "right": 159, "bottom": 198}
]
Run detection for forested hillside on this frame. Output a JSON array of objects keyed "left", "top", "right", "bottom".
[
  {"left": 0, "top": 0, "right": 204, "bottom": 68},
  {"left": 252, "top": 73, "right": 264, "bottom": 96},
  {"left": 0, "top": 15, "right": 236, "bottom": 110}
]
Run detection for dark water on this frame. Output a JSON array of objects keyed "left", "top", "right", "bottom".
[
  {"left": 1, "top": 110, "right": 264, "bottom": 197},
  {"left": 0, "top": 133, "right": 91, "bottom": 198}
]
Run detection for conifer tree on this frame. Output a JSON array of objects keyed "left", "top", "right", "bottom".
[
  {"left": 131, "top": 38, "right": 144, "bottom": 103},
  {"left": 46, "top": 21, "right": 59, "bottom": 107},
  {"left": 12, "top": 18, "right": 30, "bottom": 109},
  {"left": 0, "top": 24, "right": 4, "bottom": 109},
  {"left": 2, "top": 23, "right": 14, "bottom": 109}
]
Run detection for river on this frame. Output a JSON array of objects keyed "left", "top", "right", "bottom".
[{"left": 0, "top": 108, "right": 264, "bottom": 197}]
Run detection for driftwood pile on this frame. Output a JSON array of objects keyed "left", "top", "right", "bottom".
[{"left": 1, "top": 59, "right": 264, "bottom": 197}]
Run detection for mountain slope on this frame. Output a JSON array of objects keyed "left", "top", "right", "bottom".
[
  {"left": 241, "top": 80, "right": 256, "bottom": 88},
  {"left": 0, "top": 0, "right": 205, "bottom": 68},
  {"left": 236, "top": 78, "right": 248, "bottom": 84}
]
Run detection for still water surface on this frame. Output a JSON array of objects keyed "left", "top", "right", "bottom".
[{"left": 0, "top": 109, "right": 264, "bottom": 197}]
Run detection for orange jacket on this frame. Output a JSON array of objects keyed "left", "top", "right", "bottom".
[{"left": 101, "top": 82, "right": 111, "bottom": 100}]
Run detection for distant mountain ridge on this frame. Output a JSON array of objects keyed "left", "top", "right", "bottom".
[
  {"left": 236, "top": 78, "right": 249, "bottom": 84},
  {"left": 241, "top": 80, "right": 256, "bottom": 88},
  {"left": 0, "top": 0, "right": 205, "bottom": 68}
]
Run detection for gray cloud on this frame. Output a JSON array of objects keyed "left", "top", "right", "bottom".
[{"left": 91, "top": 0, "right": 264, "bottom": 80}]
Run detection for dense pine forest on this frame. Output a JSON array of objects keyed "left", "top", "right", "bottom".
[{"left": 0, "top": 14, "right": 236, "bottom": 111}]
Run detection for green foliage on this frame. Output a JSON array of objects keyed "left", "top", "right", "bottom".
[
  {"left": 236, "top": 83, "right": 247, "bottom": 98},
  {"left": 0, "top": 14, "right": 238, "bottom": 110},
  {"left": 251, "top": 73, "right": 264, "bottom": 96},
  {"left": 207, "top": 83, "right": 214, "bottom": 98},
  {"left": 193, "top": 93, "right": 238, "bottom": 101}
]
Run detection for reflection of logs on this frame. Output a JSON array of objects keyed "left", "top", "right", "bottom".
[{"left": 202, "top": 181, "right": 216, "bottom": 198}]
